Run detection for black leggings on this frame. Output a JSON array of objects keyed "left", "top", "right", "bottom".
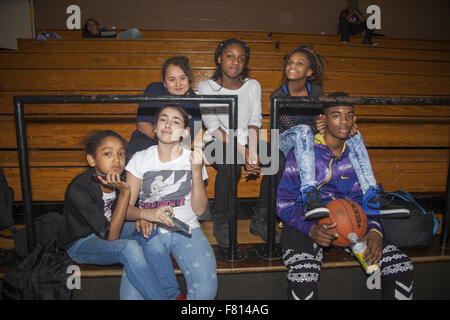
[
  {"left": 204, "top": 139, "right": 285, "bottom": 221},
  {"left": 281, "top": 224, "right": 414, "bottom": 300},
  {"left": 339, "top": 16, "right": 374, "bottom": 42}
]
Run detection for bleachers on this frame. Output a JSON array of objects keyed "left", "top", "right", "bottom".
[
  {"left": 1, "top": 30, "right": 449, "bottom": 204},
  {"left": 0, "top": 30, "right": 449, "bottom": 298}
]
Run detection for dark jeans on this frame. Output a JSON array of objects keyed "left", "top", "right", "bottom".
[
  {"left": 339, "top": 16, "right": 373, "bottom": 42},
  {"left": 204, "top": 139, "right": 285, "bottom": 222}
]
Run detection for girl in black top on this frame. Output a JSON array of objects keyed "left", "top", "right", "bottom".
[{"left": 57, "top": 130, "right": 182, "bottom": 299}]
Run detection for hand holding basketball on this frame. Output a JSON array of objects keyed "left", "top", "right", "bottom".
[
  {"left": 318, "top": 199, "right": 368, "bottom": 247},
  {"left": 309, "top": 222, "right": 338, "bottom": 247}
]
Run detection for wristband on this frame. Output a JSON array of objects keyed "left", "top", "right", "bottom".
[{"left": 369, "top": 228, "right": 383, "bottom": 239}]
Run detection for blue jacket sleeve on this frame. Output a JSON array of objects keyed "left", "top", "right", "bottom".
[
  {"left": 276, "top": 150, "right": 316, "bottom": 236},
  {"left": 137, "top": 82, "right": 166, "bottom": 123}
]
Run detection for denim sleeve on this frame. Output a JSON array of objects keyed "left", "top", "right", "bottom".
[
  {"left": 277, "top": 150, "right": 317, "bottom": 236},
  {"left": 67, "top": 186, "right": 110, "bottom": 239},
  {"left": 137, "top": 82, "right": 165, "bottom": 123}
]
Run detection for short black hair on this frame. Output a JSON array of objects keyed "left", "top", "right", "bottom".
[{"left": 323, "top": 92, "right": 354, "bottom": 113}]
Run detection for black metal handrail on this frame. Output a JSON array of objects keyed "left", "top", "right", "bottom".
[
  {"left": 12, "top": 94, "right": 450, "bottom": 261},
  {"left": 13, "top": 94, "right": 246, "bottom": 262},
  {"left": 262, "top": 95, "right": 450, "bottom": 260}
]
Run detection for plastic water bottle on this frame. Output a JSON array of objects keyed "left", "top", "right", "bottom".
[{"left": 348, "top": 233, "right": 379, "bottom": 274}]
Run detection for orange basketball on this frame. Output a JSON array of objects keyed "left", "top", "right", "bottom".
[{"left": 318, "top": 199, "right": 367, "bottom": 247}]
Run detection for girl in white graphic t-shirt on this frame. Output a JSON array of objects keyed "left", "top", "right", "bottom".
[{"left": 125, "top": 105, "right": 217, "bottom": 300}]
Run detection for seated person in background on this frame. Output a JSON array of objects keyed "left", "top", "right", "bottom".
[
  {"left": 277, "top": 92, "right": 413, "bottom": 300},
  {"left": 82, "top": 18, "right": 142, "bottom": 39},
  {"left": 338, "top": 0, "right": 377, "bottom": 46}
]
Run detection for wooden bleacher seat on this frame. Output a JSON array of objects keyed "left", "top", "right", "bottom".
[
  {"left": 36, "top": 29, "right": 272, "bottom": 41},
  {"left": 0, "top": 31, "right": 449, "bottom": 297},
  {"left": 37, "top": 29, "right": 450, "bottom": 51}
]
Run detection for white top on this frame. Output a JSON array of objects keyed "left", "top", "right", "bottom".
[
  {"left": 198, "top": 78, "right": 262, "bottom": 146},
  {"left": 125, "top": 145, "right": 208, "bottom": 233},
  {"left": 102, "top": 191, "right": 116, "bottom": 222}
]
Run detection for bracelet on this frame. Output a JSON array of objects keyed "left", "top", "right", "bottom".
[{"left": 369, "top": 228, "right": 383, "bottom": 239}]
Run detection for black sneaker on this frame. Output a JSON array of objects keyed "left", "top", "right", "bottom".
[
  {"left": 362, "top": 185, "right": 410, "bottom": 218},
  {"left": 302, "top": 187, "right": 330, "bottom": 220},
  {"left": 362, "top": 40, "right": 378, "bottom": 46}
]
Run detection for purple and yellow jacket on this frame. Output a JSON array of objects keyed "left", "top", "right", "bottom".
[{"left": 276, "top": 134, "right": 383, "bottom": 237}]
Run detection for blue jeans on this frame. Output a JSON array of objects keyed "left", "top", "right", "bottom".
[
  {"left": 280, "top": 125, "right": 317, "bottom": 192},
  {"left": 120, "top": 227, "right": 218, "bottom": 300},
  {"left": 117, "top": 28, "right": 142, "bottom": 39},
  {"left": 279, "top": 125, "right": 377, "bottom": 194},
  {"left": 67, "top": 221, "right": 179, "bottom": 300}
]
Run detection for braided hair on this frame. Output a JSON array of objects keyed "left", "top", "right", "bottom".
[
  {"left": 281, "top": 45, "right": 325, "bottom": 87},
  {"left": 211, "top": 38, "right": 251, "bottom": 82}
]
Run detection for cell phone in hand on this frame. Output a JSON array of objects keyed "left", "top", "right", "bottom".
[{"left": 167, "top": 214, "right": 192, "bottom": 236}]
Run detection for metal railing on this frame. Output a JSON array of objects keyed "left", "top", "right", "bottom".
[
  {"left": 12, "top": 94, "right": 450, "bottom": 262},
  {"left": 262, "top": 96, "right": 450, "bottom": 259},
  {"left": 13, "top": 94, "right": 246, "bottom": 262}
]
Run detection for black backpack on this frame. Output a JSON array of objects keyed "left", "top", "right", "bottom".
[
  {"left": 0, "top": 167, "right": 16, "bottom": 234},
  {"left": 2, "top": 212, "right": 74, "bottom": 300},
  {"left": 380, "top": 190, "right": 439, "bottom": 249}
]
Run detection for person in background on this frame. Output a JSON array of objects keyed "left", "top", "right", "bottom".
[
  {"left": 338, "top": 0, "right": 377, "bottom": 46},
  {"left": 82, "top": 18, "right": 142, "bottom": 39}
]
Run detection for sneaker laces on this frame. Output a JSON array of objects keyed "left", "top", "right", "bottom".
[
  {"left": 304, "top": 187, "right": 322, "bottom": 207},
  {"left": 370, "top": 185, "right": 390, "bottom": 206}
]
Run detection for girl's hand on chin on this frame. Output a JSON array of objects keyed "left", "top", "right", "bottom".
[{"left": 97, "top": 172, "right": 130, "bottom": 191}]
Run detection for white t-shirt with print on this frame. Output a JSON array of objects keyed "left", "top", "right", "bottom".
[{"left": 125, "top": 145, "right": 208, "bottom": 233}]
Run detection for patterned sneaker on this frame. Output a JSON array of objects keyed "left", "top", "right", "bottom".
[
  {"left": 302, "top": 187, "right": 330, "bottom": 221},
  {"left": 362, "top": 185, "right": 410, "bottom": 218}
]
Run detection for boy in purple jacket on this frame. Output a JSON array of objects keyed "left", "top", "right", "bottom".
[{"left": 276, "top": 92, "right": 414, "bottom": 300}]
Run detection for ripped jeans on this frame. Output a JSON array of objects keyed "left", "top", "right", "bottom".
[{"left": 279, "top": 125, "right": 377, "bottom": 194}]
